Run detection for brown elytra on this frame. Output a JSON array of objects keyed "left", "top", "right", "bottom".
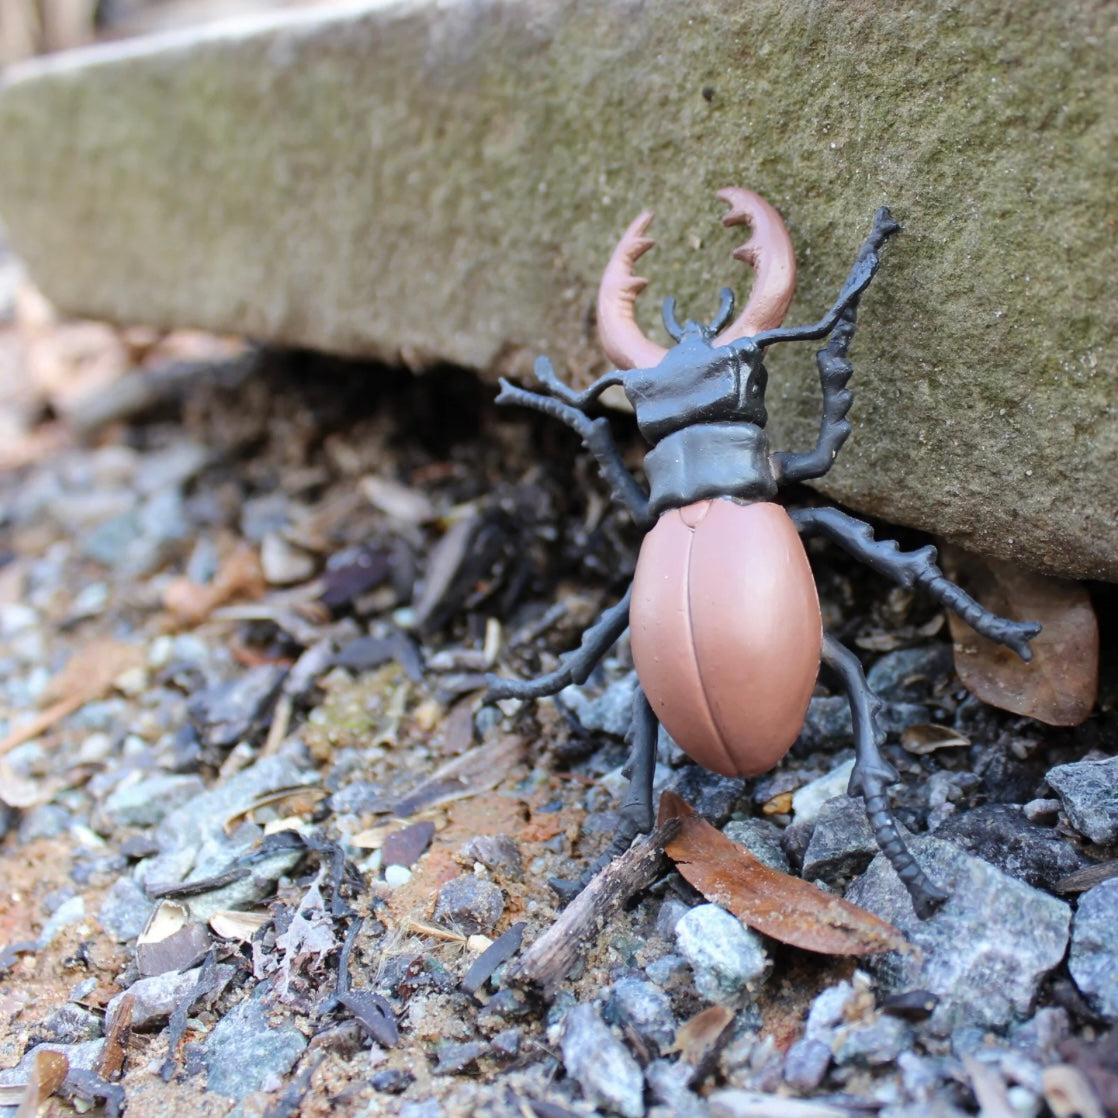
[{"left": 629, "top": 499, "right": 823, "bottom": 777}]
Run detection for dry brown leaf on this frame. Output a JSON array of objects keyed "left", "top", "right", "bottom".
[
  {"left": 943, "top": 549, "right": 1098, "bottom": 726},
  {"left": 658, "top": 792, "right": 908, "bottom": 956},
  {"left": 669, "top": 1005, "right": 735, "bottom": 1066},
  {"left": 0, "top": 638, "right": 144, "bottom": 757},
  {"left": 210, "top": 910, "right": 271, "bottom": 942},
  {"left": 900, "top": 724, "right": 971, "bottom": 755},
  {"left": 163, "top": 543, "right": 266, "bottom": 628},
  {"left": 14, "top": 1048, "right": 69, "bottom": 1118}
]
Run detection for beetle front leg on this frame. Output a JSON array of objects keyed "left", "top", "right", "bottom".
[
  {"left": 772, "top": 306, "right": 857, "bottom": 483},
  {"left": 822, "top": 634, "right": 948, "bottom": 919},
  {"left": 792, "top": 507, "right": 1040, "bottom": 660},
  {"left": 496, "top": 374, "right": 652, "bottom": 527},
  {"left": 749, "top": 207, "right": 900, "bottom": 349}
]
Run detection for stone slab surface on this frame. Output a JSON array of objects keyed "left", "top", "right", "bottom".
[{"left": 0, "top": 0, "right": 1115, "bottom": 578}]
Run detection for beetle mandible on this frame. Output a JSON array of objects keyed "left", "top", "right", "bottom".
[{"left": 486, "top": 188, "right": 1040, "bottom": 917}]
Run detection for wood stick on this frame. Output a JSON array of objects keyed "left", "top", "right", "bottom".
[{"left": 506, "top": 820, "right": 679, "bottom": 997}]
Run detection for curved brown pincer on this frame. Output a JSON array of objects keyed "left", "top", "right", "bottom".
[
  {"left": 713, "top": 187, "right": 796, "bottom": 342},
  {"left": 595, "top": 188, "right": 797, "bottom": 371}
]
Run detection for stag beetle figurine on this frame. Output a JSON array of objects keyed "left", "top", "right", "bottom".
[{"left": 486, "top": 189, "right": 1040, "bottom": 918}]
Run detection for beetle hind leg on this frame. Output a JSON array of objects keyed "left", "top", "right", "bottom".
[
  {"left": 822, "top": 634, "right": 948, "bottom": 919},
  {"left": 549, "top": 687, "right": 660, "bottom": 903}
]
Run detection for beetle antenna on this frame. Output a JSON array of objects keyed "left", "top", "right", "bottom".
[
  {"left": 709, "top": 287, "right": 735, "bottom": 334},
  {"left": 661, "top": 297, "right": 684, "bottom": 342}
]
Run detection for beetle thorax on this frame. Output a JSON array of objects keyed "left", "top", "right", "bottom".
[
  {"left": 624, "top": 337, "right": 768, "bottom": 442},
  {"left": 625, "top": 338, "right": 778, "bottom": 516}
]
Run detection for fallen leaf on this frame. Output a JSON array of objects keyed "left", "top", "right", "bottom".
[
  {"left": 209, "top": 910, "right": 271, "bottom": 942},
  {"left": 900, "top": 724, "right": 971, "bottom": 755},
  {"left": 658, "top": 792, "right": 907, "bottom": 956},
  {"left": 942, "top": 549, "right": 1098, "bottom": 726},
  {"left": 669, "top": 1005, "right": 735, "bottom": 1066},
  {"left": 163, "top": 543, "right": 266, "bottom": 628},
  {"left": 0, "top": 639, "right": 144, "bottom": 757},
  {"left": 14, "top": 1049, "right": 69, "bottom": 1118}
]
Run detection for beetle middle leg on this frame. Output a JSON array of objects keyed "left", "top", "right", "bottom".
[
  {"left": 496, "top": 366, "right": 652, "bottom": 527},
  {"left": 485, "top": 585, "right": 632, "bottom": 702},
  {"left": 821, "top": 634, "right": 949, "bottom": 919}
]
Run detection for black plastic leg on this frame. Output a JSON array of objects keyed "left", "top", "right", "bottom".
[
  {"left": 821, "top": 634, "right": 947, "bottom": 919},
  {"left": 602, "top": 688, "right": 659, "bottom": 859},
  {"left": 554, "top": 688, "right": 659, "bottom": 902},
  {"left": 793, "top": 507, "right": 1040, "bottom": 660},
  {"left": 485, "top": 585, "right": 632, "bottom": 702},
  {"left": 495, "top": 377, "right": 652, "bottom": 527}
]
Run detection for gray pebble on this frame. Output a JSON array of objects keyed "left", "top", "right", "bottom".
[
  {"left": 655, "top": 897, "right": 691, "bottom": 941},
  {"left": 1068, "top": 877, "right": 1118, "bottom": 1020},
  {"left": 1046, "top": 756, "right": 1118, "bottom": 845},
  {"left": 106, "top": 964, "right": 235, "bottom": 1031},
  {"left": 674, "top": 904, "right": 768, "bottom": 1003},
  {"left": 434, "top": 1039, "right": 487, "bottom": 1074},
  {"left": 782, "top": 1037, "right": 832, "bottom": 1091},
  {"left": 560, "top": 1002, "right": 645, "bottom": 1118},
  {"left": 34, "top": 1003, "right": 103, "bottom": 1044},
  {"left": 560, "top": 671, "right": 639, "bottom": 737},
  {"left": 102, "top": 773, "right": 206, "bottom": 829},
  {"left": 187, "top": 664, "right": 287, "bottom": 749},
  {"left": 722, "top": 818, "right": 790, "bottom": 874},
  {"left": 846, "top": 836, "right": 1070, "bottom": 1032},
  {"left": 934, "top": 804, "right": 1087, "bottom": 891},
  {"left": 866, "top": 646, "right": 955, "bottom": 704},
  {"left": 833, "top": 1013, "right": 914, "bottom": 1067},
  {"left": 667, "top": 768, "right": 746, "bottom": 827},
  {"left": 645, "top": 953, "right": 690, "bottom": 988},
  {"left": 202, "top": 985, "right": 307, "bottom": 1099},
  {"left": 458, "top": 834, "right": 523, "bottom": 879},
  {"left": 150, "top": 754, "right": 312, "bottom": 870},
  {"left": 18, "top": 803, "right": 71, "bottom": 843},
  {"left": 37, "top": 895, "right": 85, "bottom": 949},
  {"left": 801, "top": 795, "right": 880, "bottom": 884},
  {"left": 489, "top": 1028, "right": 521, "bottom": 1059},
  {"left": 399, "top": 1102, "right": 441, "bottom": 1118},
  {"left": 647, "top": 1058, "right": 709, "bottom": 1118},
  {"left": 0, "top": 1041, "right": 106, "bottom": 1091},
  {"left": 604, "top": 977, "right": 678, "bottom": 1052},
  {"left": 432, "top": 875, "right": 504, "bottom": 936}
]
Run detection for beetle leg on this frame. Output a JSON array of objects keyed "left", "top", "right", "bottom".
[
  {"left": 748, "top": 207, "right": 900, "bottom": 349},
  {"left": 822, "top": 634, "right": 948, "bottom": 919},
  {"left": 532, "top": 355, "right": 626, "bottom": 409},
  {"left": 485, "top": 585, "right": 632, "bottom": 702},
  {"left": 607, "top": 688, "right": 659, "bottom": 852},
  {"left": 792, "top": 507, "right": 1041, "bottom": 660},
  {"left": 771, "top": 305, "right": 857, "bottom": 483},
  {"left": 546, "top": 687, "right": 660, "bottom": 905},
  {"left": 496, "top": 376, "right": 652, "bottom": 527}
]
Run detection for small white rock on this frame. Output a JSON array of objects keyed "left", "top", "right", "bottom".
[{"left": 384, "top": 864, "right": 412, "bottom": 887}]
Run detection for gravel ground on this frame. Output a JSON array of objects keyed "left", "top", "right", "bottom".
[{"left": 0, "top": 288, "right": 1116, "bottom": 1117}]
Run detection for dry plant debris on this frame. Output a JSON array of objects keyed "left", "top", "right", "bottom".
[
  {"left": 944, "top": 548, "right": 1100, "bottom": 726},
  {"left": 659, "top": 793, "right": 909, "bottom": 957}
]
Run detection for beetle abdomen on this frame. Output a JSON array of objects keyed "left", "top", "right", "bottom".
[{"left": 630, "top": 499, "right": 822, "bottom": 778}]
